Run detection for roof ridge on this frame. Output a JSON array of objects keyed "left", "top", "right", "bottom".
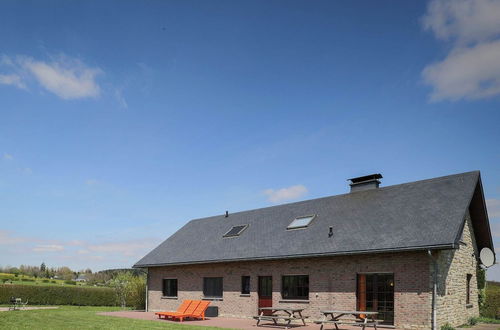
[{"left": 188, "top": 171, "right": 480, "bottom": 223}]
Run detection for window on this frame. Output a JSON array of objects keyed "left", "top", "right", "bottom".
[
  {"left": 203, "top": 277, "right": 223, "bottom": 298},
  {"left": 287, "top": 215, "right": 315, "bottom": 229},
  {"left": 223, "top": 225, "right": 248, "bottom": 237},
  {"left": 466, "top": 274, "right": 472, "bottom": 305},
  {"left": 162, "top": 279, "right": 178, "bottom": 297},
  {"left": 281, "top": 275, "right": 309, "bottom": 300},
  {"left": 241, "top": 276, "right": 250, "bottom": 295}
]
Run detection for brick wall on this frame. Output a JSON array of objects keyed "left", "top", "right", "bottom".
[
  {"left": 434, "top": 211, "right": 480, "bottom": 328},
  {"left": 148, "top": 251, "right": 432, "bottom": 328}
]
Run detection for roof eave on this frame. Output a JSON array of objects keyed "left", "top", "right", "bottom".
[{"left": 133, "top": 243, "right": 456, "bottom": 268}]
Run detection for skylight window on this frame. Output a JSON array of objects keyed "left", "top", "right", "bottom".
[
  {"left": 223, "top": 225, "right": 248, "bottom": 238},
  {"left": 287, "top": 215, "right": 315, "bottom": 229}
]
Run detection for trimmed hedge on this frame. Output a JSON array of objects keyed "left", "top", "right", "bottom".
[
  {"left": 0, "top": 284, "right": 118, "bottom": 306},
  {"left": 481, "top": 282, "right": 500, "bottom": 319}
]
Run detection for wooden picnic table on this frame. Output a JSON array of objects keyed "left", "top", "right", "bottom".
[
  {"left": 254, "top": 307, "right": 307, "bottom": 329},
  {"left": 8, "top": 297, "right": 28, "bottom": 311},
  {"left": 314, "top": 310, "right": 378, "bottom": 330}
]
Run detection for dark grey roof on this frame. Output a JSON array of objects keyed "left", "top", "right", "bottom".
[{"left": 134, "top": 171, "right": 493, "bottom": 267}]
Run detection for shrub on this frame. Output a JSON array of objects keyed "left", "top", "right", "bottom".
[
  {"left": 109, "top": 272, "right": 146, "bottom": 310},
  {"left": 21, "top": 278, "right": 35, "bottom": 282},
  {"left": 0, "top": 284, "right": 118, "bottom": 306},
  {"left": 64, "top": 280, "right": 77, "bottom": 285},
  {"left": 42, "top": 279, "right": 49, "bottom": 283},
  {"left": 440, "top": 323, "right": 454, "bottom": 330},
  {"left": 481, "top": 282, "right": 500, "bottom": 318},
  {"left": 467, "top": 317, "right": 478, "bottom": 325},
  {"left": 51, "top": 280, "right": 56, "bottom": 284}
]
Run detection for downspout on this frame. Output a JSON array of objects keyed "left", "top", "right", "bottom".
[
  {"left": 145, "top": 269, "right": 149, "bottom": 312},
  {"left": 428, "top": 250, "right": 438, "bottom": 330}
]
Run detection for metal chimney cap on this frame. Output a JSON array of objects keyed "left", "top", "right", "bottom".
[{"left": 348, "top": 173, "right": 383, "bottom": 184}]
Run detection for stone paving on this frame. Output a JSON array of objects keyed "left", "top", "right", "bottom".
[
  {"left": 98, "top": 310, "right": 352, "bottom": 329},
  {"left": 97, "top": 311, "right": 500, "bottom": 330}
]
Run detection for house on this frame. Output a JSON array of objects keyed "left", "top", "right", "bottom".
[
  {"left": 74, "top": 274, "right": 87, "bottom": 282},
  {"left": 134, "top": 171, "right": 494, "bottom": 329}
]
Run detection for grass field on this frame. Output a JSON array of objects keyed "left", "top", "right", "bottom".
[
  {"left": 0, "top": 273, "right": 89, "bottom": 287},
  {"left": 0, "top": 306, "right": 226, "bottom": 330}
]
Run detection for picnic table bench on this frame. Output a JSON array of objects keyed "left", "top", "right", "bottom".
[
  {"left": 254, "top": 307, "right": 308, "bottom": 329},
  {"left": 314, "top": 310, "right": 378, "bottom": 330},
  {"left": 8, "top": 297, "right": 28, "bottom": 311}
]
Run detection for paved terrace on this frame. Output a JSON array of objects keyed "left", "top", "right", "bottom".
[
  {"left": 98, "top": 310, "right": 363, "bottom": 329},
  {"left": 98, "top": 311, "right": 500, "bottom": 330}
]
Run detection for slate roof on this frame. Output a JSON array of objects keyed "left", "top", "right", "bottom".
[{"left": 134, "top": 171, "right": 492, "bottom": 268}]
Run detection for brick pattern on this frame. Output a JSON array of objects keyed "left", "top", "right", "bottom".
[
  {"left": 434, "top": 211, "right": 479, "bottom": 327},
  {"left": 148, "top": 251, "right": 431, "bottom": 328},
  {"left": 147, "top": 212, "right": 480, "bottom": 329}
]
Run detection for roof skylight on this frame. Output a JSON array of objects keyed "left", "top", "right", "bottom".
[
  {"left": 223, "top": 225, "right": 248, "bottom": 238},
  {"left": 287, "top": 215, "right": 315, "bottom": 229}
]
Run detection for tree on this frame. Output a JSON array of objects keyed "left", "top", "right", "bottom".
[
  {"left": 57, "top": 267, "right": 74, "bottom": 281},
  {"left": 109, "top": 272, "right": 146, "bottom": 309},
  {"left": 110, "top": 272, "right": 131, "bottom": 308},
  {"left": 10, "top": 267, "right": 20, "bottom": 276},
  {"left": 40, "top": 262, "right": 46, "bottom": 273}
]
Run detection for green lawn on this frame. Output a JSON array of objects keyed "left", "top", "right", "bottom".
[{"left": 0, "top": 306, "right": 227, "bottom": 330}]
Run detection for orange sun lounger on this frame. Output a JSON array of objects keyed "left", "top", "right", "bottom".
[
  {"left": 162, "top": 300, "right": 201, "bottom": 322},
  {"left": 185, "top": 300, "right": 210, "bottom": 320},
  {"left": 155, "top": 300, "right": 192, "bottom": 320}
]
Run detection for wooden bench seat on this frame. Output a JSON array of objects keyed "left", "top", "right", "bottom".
[
  {"left": 253, "top": 315, "right": 295, "bottom": 321},
  {"left": 254, "top": 315, "right": 308, "bottom": 329},
  {"left": 314, "top": 319, "right": 379, "bottom": 330}
]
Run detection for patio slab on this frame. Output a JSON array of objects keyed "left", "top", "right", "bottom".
[
  {"left": 97, "top": 311, "right": 379, "bottom": 329},
  {"left": 98, "top": 311, "right": 500, "bottom": 330}
]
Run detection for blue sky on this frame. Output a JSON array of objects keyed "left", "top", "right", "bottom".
[{"left": 0, "top": 0, "right": 499, "bottom": 278}]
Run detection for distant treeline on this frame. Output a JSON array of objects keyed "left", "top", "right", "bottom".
[{"left": 0, "top": 264, "right": 145, "bottom": 286}]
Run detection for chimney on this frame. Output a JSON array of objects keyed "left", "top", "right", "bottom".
[
  {"left": 225, "top": 210, "right": 229, "bottom": 218},
  {"left": 348, "top": 174, "right": 382, "bottom": 193}
]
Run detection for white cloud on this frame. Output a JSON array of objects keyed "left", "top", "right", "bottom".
[
  {"left": 85, "top": 179, "right": 99, "bottom": 186},
  {"left": 0, "top": 230, "right": 28, "bottom": 245},
  {"left": 422, "top": 0, "right": 500, "bottom": 101},
  {"left": 86, "top": 239, "right": 157, "bottom": 257},
  {"left": 487, "top": 199, "right": 500, "bottom": 218},
  {"left": 422, "top": 0, "right": 500, "bottom": 44},
  {"left": 0, "top": 74, "right": 25, "bottom": 89},
  {"left": 19, "top": 56, "right": 101, "bottom": 100},
  {"left": 264, "top": 184, "right": 308, "bottom": 203},
  {"left": 33, "top": 244, "right": 64, "bottom": 252},
  {"left": 3, "top": 153, "right": 13, "bottom": 160},
  {"left": 0, "top": 54, "right": 102, "bottom": 100},
  {"left": 114, "top": 88, "right": 128, "bottom": 109},
  {"left": 423, "top": 41, "right": 500, "bottom": 101}
]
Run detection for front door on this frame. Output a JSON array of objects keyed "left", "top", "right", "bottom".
[
  {"left": 357, "top": 273, "right": 394, "bottom": 325},
  {"left": 258, "top": 276, "right": 272, "bottom": 315}
]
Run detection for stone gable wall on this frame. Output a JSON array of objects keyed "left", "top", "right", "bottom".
[{"left": 434, "top": 210, "right": 480, "bottom": 327}]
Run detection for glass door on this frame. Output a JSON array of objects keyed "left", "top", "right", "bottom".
[{"left": 357, "top": 273, "right": 394, "bottom": 325}]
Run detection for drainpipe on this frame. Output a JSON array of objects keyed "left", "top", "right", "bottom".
[
  {"left": 428, "top": 250, "right": 438, "bottom": 330},
  {"left": 145, "top": 270, "right": 149, "bottom": 312}
]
